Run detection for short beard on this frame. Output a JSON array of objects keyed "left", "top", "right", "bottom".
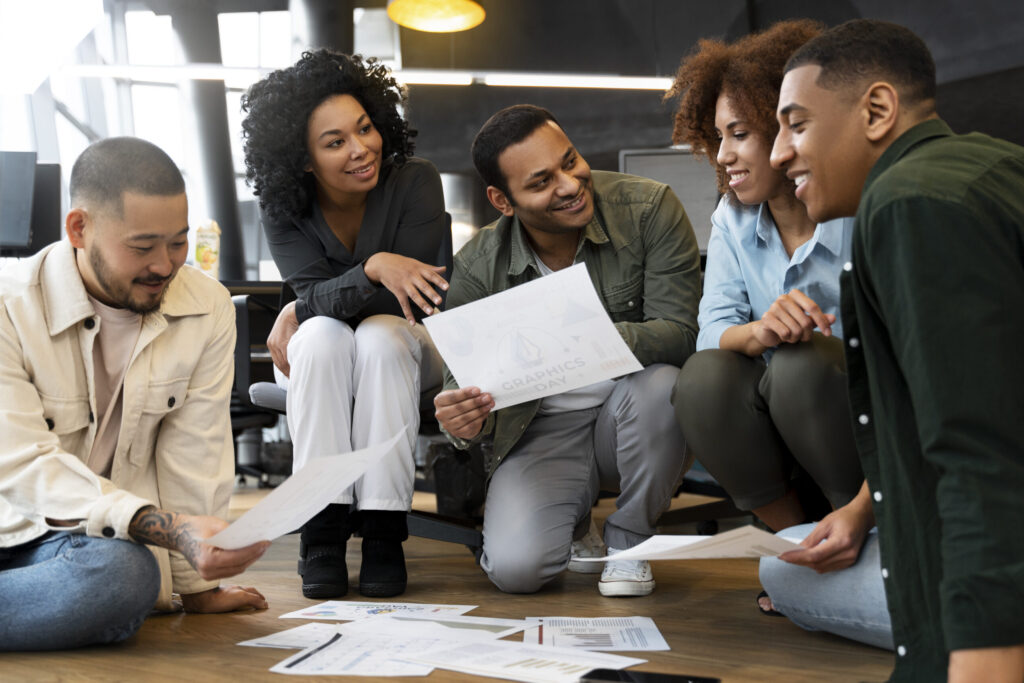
[{"left": 88, "top": 246, "right": 165, "bottom": 315}]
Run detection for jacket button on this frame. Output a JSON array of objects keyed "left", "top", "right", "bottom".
[
  {"left": 46, "top": 417, "right": 55, "bottom": 430},
  {"left": 89, "top": 411, "right": 95, "bottom": 423},
  {"left": 102, "top": 526, "right": 115, "bottom": 538},
  {"left": 167, "top": 396, "right": 176, "bottom": 408},
  {"left": 84, "top": 317, "right": 95, "bottom": 329}
]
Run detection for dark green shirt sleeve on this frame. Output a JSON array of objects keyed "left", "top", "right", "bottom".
[{"left": 860, "top": 196, "right": 1024, "bottom": 652}]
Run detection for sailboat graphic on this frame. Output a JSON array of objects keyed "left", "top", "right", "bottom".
[{"left": 513, "top": 330, "right": 543, "bottom": 368}]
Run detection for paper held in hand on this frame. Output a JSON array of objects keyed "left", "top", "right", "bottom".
[
  {"left": 572, "top": 525, "right": 802, "bottom": 562},
  {"left": 206, "top": 429, "right": 404, "bottom": 549},
  {"left": 424, "top": 263, "right": 643, "bottom": 411}
]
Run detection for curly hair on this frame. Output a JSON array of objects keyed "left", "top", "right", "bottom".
[
  {"left": 241, "top": 50, "right": 415, "bottom": 223},
  {"left": 666, "top": 20, "right": 825, "bottom": 195}
]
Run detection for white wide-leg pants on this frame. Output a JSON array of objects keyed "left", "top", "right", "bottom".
[{"left": 275, "top": 314, "right": 443, "bottom": 511}]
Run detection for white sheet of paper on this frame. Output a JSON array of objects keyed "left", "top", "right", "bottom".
[
  {"left": 270, "top": 632, "right": 436, "bottom": 677},
  {"left": 522, "top": 617, "right": 669, "bottom": 651},
  {"left": 238, "top": 623, "right": 340, "bottom": 650},
  {"left": 572, "top": 525, "right": 801, "bottom": 562},
  {"left": 424, "top": 263, "right": 643, "bottom": 410},
  {"left": 279, "top": 600, "right": 476, "bottom": 621},
  {"left": 206, "top": 430, "right": 403, "bottom": 549},
  {"left": 406, "top": 638, "right": 646, "bottom": 683},
  {"left": 343, "top": 614, "right": 530, "bottom": 640}
]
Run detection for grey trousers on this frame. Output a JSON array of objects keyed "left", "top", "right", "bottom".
[
  {"left": 671, "top": 334, "right": 863, "bottom": 511},
  {"left": 480, "top": 364, "right": 689, "bottom": 594}
]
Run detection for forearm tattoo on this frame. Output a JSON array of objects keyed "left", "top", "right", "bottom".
[{"left": 129, "top": 506, "right": 200, "bottom": 565}]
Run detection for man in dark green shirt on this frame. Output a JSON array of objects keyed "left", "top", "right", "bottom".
[
  {"left": 434, "top": 105, "right": 700, "bottom": 596},
  {"left": 771, "top": 19, "right": 1024, "bottom": 683}
]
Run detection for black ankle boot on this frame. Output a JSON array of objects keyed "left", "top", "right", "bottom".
[
  {"left": 359, "top": 510, "right": 408, "bottom": 597},
  {"left": 298, "top": 503, "right": 352, "bottom": 599}
]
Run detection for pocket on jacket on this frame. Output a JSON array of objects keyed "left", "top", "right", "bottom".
[
  {"left": 38, "top": 395, "right": 91, "bottom": 454},
  {"left": 601, "top": 276, "right": 644, "bottom": 323},
  {"left": 129, "top": 377, "right": 190, "bottom": 465}
]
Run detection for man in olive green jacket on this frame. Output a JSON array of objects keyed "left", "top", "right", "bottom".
[{"left": 435, "top": 105, "right": 700, "bottom": 596}]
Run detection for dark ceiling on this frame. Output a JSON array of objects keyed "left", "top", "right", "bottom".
[{"left": 144, "top": 0, "right": 1024, "bottom": 176}]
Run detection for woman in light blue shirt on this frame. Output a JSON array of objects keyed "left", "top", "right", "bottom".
[{"left": 666, "top": 21, "right": 892, "bottom": 650}]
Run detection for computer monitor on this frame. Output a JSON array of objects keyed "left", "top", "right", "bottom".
[
  {"left": 619, "top": 146, "right": 720, "bottom": 254},
  {"left": 0, "top": 151, "right": 37, "bottom": 252},
  {"left": 0, "top": 157, "right": 62, "bottom": 258}
]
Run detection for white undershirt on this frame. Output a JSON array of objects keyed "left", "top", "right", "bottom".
[
  {"left": 86, "top": 295, "right": 142, "bottom": 477},
  {"left": 530, "top": 249, "right": 617, "bottom": 415}
]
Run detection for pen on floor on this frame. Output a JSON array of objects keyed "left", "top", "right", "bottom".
[{"left": 285, "top": 632, "right": 342, "bottom": 669}]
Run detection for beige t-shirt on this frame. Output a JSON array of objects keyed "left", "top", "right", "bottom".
[{"left": 86, "top": 295, "right": 142, "bottom": 477}]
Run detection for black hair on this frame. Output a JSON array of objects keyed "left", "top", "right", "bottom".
[
  {"left": 471, "top": 104, "right": 561, "bottom": 196},
  {"left": 241, "top": 49, "right": 414, "bottom": 223},
  {"left": 70, "top": 136, "right": 184, "bottom": 214},
  {"left": 785, "top": 19, "right": 936, "bottom": 107}
]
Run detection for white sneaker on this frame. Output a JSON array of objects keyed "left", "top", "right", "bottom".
[
  {"left": 568, "top": 518, "right": 605, "bottom": 574},
  {"left": 598, "top": 547, "right": 655, "bottom": 597}
]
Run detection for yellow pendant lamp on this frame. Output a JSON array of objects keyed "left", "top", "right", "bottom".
[{"left": 387, "top": 0, "right": 485, "bottom": 33}]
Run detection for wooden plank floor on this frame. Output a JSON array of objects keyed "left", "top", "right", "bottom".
[{"left": 1, "top": 489, "right": 895, "bottom": 682}]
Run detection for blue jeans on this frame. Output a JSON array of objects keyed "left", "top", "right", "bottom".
[
  {"left": 758, "top": 523, "right": 894, "bottom": 650},
  {"left": 0, "top": 531, "right": 160, "bottom": 651}
]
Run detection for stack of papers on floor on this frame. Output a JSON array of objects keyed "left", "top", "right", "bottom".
[{"left": 241, "top": 601, "right": 666, "bottom": 681}]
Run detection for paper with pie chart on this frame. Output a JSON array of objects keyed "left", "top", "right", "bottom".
[{"left": 424, "top": 263, "right": 643, "bottom": 410}]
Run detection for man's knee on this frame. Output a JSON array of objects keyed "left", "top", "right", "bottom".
[{"left": 482, "top": 543, "right": 556, "bottom": 594}]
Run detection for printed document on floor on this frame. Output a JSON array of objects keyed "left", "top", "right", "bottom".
[
  {"left": 238, "top": 623, "right": 340, "bottom": 649},
  {"left": 404, "top": 638, "right": 646, "bottom": 683},
  {"left": 270, "top": 632, "right": 437, "bottom": 676},
  {"left": 522, "top": 617, "right": 669, "bottom": 651},
  {"left": 279, "top": 600, "right": 476, "bottom": 621},
  {"left": 424, "top": 263, "right": 642, "bottom": 410},
  {"left": 206, "top": 429, "right": 403, "bottom": 549},
  {"left": 341, "top": 613, "right": 530, "bottom": 640},
  {"left": 572, "top": 525, "right": 801, "bottom": 562}
]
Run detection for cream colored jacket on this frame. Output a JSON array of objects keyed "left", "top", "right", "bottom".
[{"left": 0, "top": 241, "right": 236, "bottom": 609}]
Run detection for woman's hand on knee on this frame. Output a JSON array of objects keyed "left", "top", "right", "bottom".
[
  {"left": 434, "top": 387, "right": 493, "bottom": 440},
  {"left": 267, "top": 301, "right": 299, "bottom": 377},
  {"left": 365, "top": 252, "right": 448, "bottom": 324}
]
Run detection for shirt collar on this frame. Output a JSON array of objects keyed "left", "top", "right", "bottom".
[
  {"left": 506, "top": 206, "right": 609, "bottom": 278},
  {"left": 865, "top": 118, "right": 952, "bottom": 192},
  {"left": 41, "top": 241, "right": 209, "bottom": 337},
  {"left": 753, "top": 200, "right": 845, "bottom": 260}
]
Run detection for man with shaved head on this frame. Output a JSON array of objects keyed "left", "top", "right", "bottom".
[{"left": 0, "top": 137, "right": 268, "bottom": 651}]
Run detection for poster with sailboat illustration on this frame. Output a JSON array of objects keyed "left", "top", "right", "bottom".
[{"left": 424, "top": 263, "right": 642, "bottom": 410}]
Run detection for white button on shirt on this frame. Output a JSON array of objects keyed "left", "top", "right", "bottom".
[
  {"left": 897, "top": 645, "right": 907, "bottom": 657},
  {"left": 858, "top": 414, "right": 870, "bottom": 425},
  {"left": 882, "top": 568, "right": 890, "bottom": 579},
  {"left": 874, "top": 491, "right": 883, "bottom": 502},
  {"left": 848, "top": 337, "right": 860, "bottom": 348},
  {"left": 843, "top": 261, "right": 853, "bottom": 272}
]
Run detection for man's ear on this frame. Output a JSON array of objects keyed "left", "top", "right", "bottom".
[
  {"left": 862, "top": 81, "right": 899, "bottom": 143},
  {"left": 486, "top": 186, "right": 515, "bottom": 218},
  {"left": 65, "top": 208, "right": 88, "bottom": 248}
]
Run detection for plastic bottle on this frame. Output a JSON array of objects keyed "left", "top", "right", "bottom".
[{"left": 195, "top": 219, "right": 221, "bottom": 280}]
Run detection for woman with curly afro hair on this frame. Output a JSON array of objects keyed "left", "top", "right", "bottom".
[
  {"left": 667, "top": 21, "right": 892, "bottom": 650},
  {"left": 241, "top": 49, "right": 449, "bottom": 600}
]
